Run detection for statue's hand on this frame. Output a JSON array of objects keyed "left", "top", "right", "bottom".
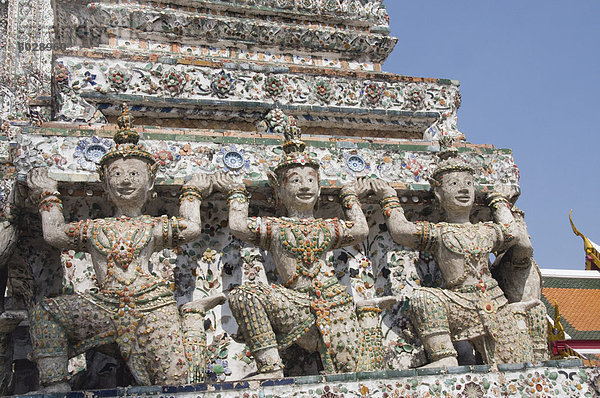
[
  {"left": 487, "top": 184, "right": 520, "bottom": 202},
  {"left": 213, "top": 172, "right": 245, "bottom": 193},
  {"left": 345, "top": 177, "right": 373, "bottom": 199},
  {"left": 370, "top": 179, "right": 396, "bottom": 200},
  {"left": 26, "top": 168, "right": 58, "bottom": 198},
  {"left": 187, "top": 173, "right": 213, "bottom": 197},
  {"left": 180, "top": 293, "right": 227, "bottom": 314}
]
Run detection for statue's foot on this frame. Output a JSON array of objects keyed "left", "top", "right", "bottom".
[
  {"left": 356, "top": 295, "right": 400, "bottom": 310},
  {"left": 182, "top": 293, "right": 227, "bottom": 313},
  {"left": 243, "top": 369, "right": 284, "bottom": 380},
  {"left": 43, "top": 382, "right": 71, "bottom": 393},
  {"left": 421, "top": 356, "right": 458, "bottom": 369}
]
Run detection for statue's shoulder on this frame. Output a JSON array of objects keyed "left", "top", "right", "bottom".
[
  {"left": 480, "top": 221, "right": 503, "bottom": 233},
  {"left": 89, "top": 215, "right": 158, "bottom": 226}
]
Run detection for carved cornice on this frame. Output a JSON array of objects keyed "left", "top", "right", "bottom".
[
  {"left": 194, "top": 0, "right": 389, "bottom": 24},
  {"left": 57, "top": 0, "right": 390, "bottom": 27},
  {"left": 53, "top": 54, "right": 460, "bottom": 138},
  {"left": 83, "top": 3, "right": 396, "bottom": 62},
  {"left": 13, "top": 132, "right": 519, "bottom": 190}
]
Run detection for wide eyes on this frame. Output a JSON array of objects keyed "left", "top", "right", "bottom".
[
  {"left": 291, "top": 177, "right": 315, "bottom": 184},
  {"left": 449, "top": 180, "right": 472, "bottom": 187},
  {"left": 110, "top": 170, "right": 140, "bottom": 178}
]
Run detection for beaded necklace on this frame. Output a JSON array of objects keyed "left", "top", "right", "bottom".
[
  {"left": 279, "top": 217, "right": 338, "bottom": 289},
  {"left": 91, "top": 215, "right": 155, "bottom": 286},
  {"left": 279, "top": 218, "right": 332, "bottom": 265}
]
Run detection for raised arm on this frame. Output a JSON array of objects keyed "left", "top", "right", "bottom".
[
  {"left": 26, "top": 168, "right": 74, "bottom": 250},
  {"left": 213, "top": 172, "right": 257, "bottom": 245},
  {"left": 155, "top": 173, "right": 211, "bottom": 250},
  {"left": 486, "top": 188, "right": 532, "bottom": 259},
  {"left": 333, "top": 178, "right": 371, "bottom": 248},
  {"left": 371, "top": 179, "right": 420, "bottom": 249}
]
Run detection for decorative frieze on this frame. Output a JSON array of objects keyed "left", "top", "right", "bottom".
[
  {"left": 168, "top": 0, "right": 391, "bottom": 27},
  {"left": 83, "top": 3, "right": 396, "bottom": 62},
  {"left": 53, "top": 56, "right": 461, "bottom": 138},
  {"left": 12, "top": 133, "right": 519, "bottom": 188}
]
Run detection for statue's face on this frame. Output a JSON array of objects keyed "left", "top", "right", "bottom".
[
  {"left": 278, "top": 166, "right": 320, "bottom": 213},
  {"left": 104, "top": 158, "right": 153, "bottom": 209},
  {"left": 435, "top": 171, "right": 474, "bottom": 214}
]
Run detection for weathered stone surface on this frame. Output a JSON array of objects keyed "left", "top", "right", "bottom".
[
  {"left": 9, "top": 360, "right": 600, "bottom": 397},
  {"left": 372, "top": 137, "right": 548, "bottom": 367},
  {"left": 0, "top": 0, "right": 556, "bottom": 393}
]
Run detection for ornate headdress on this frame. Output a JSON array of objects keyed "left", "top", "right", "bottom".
[
  {"left": 265, "top": 109, "right": 320, "bottom": 174},
  {"left": 429, "top": 136, "right": 473, "bottom": 186},
  {"left": 98, "top": 104, "right": 157, "bottom": 180}
]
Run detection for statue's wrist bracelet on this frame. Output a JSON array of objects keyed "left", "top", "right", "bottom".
[
  {"left": 181, "top": 307, "right": 206, "bottom": 317},
  {"left": 180, "top": 185, "right": 203, "bottom": 203},
  {"left": 487, "top": 193, "right": 510, "bottom": 210},
  {"left": 339, "top": 190, "right": 360, "bottom": 210},
  {"left": 380, "top": 195, "right": 403, "bottom": 217},
  {"left": 39, "top": 196, "right": 63, "bottom": 212},
  {"left": 39, "top": 190, "right": 60, "bottom": 201},
  {"left": 227, "top": 187, "right": 249, "bottom": 205}
]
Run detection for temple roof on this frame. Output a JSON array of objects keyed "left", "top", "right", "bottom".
[
  {"left": 541, "top": 269, "right": 600, "bottom": 340},
  {"left": 570, "top": 211, "right": 600, "bottom": 271}
]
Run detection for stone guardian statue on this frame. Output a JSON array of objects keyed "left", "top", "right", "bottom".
[
  {"left": 213, "top": 109, "right": 394, "bottom": 379},
  {"left": 26, "top": 105, "right": 224, "bottom": 392},
  {"left": 371, "top": 137, "right": 537, "bottom": 368}
]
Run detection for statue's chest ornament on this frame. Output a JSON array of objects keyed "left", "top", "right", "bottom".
[
  {"left": 439, "top": 223, "right": 494, "bottom": 256},
  {"left": 91, "top": 216, "right": 154, "bottom": 283},
  {"left": 439, "top": 223, "right": 495, "bottom": 291},
  {"left": 279, "top": 218, "right": 338, "bottom": 290}
]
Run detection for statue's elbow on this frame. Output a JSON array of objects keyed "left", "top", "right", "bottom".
[
  {"left": 388, "top": 225, "right": 415, "bottom": 248},
  {"left": 43, "top": 230, "right": 68, "bottom": 249},
  {"left": 510, "top": 239, "right": 534, "bottom": 268},
  {"left": 229, "top": 221, "right": 249, "bottom": 241},
  {"left": 182, "top": 223, "right": 202, "bottom": 242},
  {"left": 354, "top": 226, "right": 369, "bottom": 244}
]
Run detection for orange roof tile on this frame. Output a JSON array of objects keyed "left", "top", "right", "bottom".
[{"left": 543, "top": 288, "right": 600, "bottom": 331}]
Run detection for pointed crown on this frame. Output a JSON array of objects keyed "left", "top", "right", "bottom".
[
  {"left": 266, "top": 109, "right": 320, "bottom": 174},
  {"left": 98, "top": 104, "right": 157, "bottom": 180},
  {"left": 429, "top": 136, "right": 473, "bottom": 186}
]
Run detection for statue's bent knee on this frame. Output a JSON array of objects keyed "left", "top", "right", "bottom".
[
  {"left": 409, "top": 289, "right": 450, "bottom": 338},
  {"left": 29, "top": 302, "right": 69, "bottom": 385},
  {"left": 229, "top": 283, "right": 278, "bottom": 352}
]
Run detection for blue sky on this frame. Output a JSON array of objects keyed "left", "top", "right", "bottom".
[{"left": 382, "top": 1, "right": 600, "bottom": 270}]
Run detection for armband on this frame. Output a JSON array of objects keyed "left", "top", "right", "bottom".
[
  {"left": 340, "top": 190, "right": 360, "bottom": 210},
  {"left": 486, "top": 192, "right": 510, "bottom": 210},
  {"left": 227, "top": 187, "right": 249, "bottom": 205},
  {"left": 180, "top": 185, "right": 203, "bottom": 203},
  {"left": 379, "top": 195, "right": 402, "bottom": 217},
  {"left": 171, "top": 217, "right": 185, "bottom": 243},
  {"left": 414, "top": 221, "right": 437, "bottom": 252}
]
